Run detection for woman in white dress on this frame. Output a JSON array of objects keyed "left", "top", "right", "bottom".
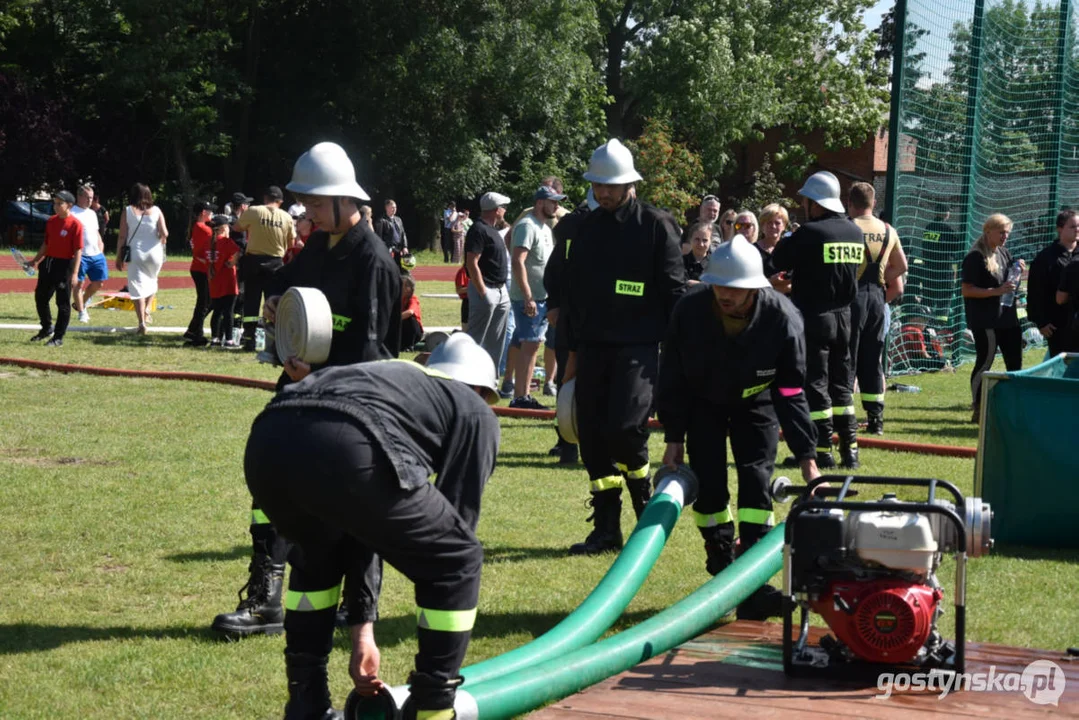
[{"left": 116, "top": 183, "right": 168, "bottom": 334}]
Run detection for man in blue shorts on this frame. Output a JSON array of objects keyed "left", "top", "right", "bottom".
[
  {"left": 509, "top": 185, "right": 564, "bottom": 409},
  {"left": 71, "top": 184, "right": 108, "bottom": 323}
]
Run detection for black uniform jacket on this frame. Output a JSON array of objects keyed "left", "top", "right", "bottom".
[
  {"left": 268, "top": 222, "right": 401, "bottom": 379},
  {"left": 656, "top": 286, "right": 817, "bottom": 460},
  {"left": 544, "top": 202, "right": 591, "bottom": 313},
  {"left": 563, "top": 197, "right": 686, "bottom": 350},
  {"left": 259, "top": 360, "right": 501, "bottom": 623},
  {"left": 1027, "top": 241, "right": 1076, "bottom": 331},
  {"left": 772, "top": 212, "right": 863, "bottom": 314}
]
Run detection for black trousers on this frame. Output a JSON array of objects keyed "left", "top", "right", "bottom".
[
  {"left": 240, "top": 254, "right": 283, "bottom": 341},
  {"left": 804, "top": 307, "right": 855, "bottom": 452},
  {"left": 186, "top": 270, "right": 210, "bottom": 339},
  {"left": 576, "top": 344, "right": 657, "bottom": 490},
  {"left": 35, "top": 257, "right": 73, "bottom": 339},
  {"left": 210, "top": 295, "right": 237, "bottom": 342},
  {"left": 245, "top": 408, "right": 483, "bottom": 710},
  {"left": 401, "top": 315, "right": 423, "bottom": 350},
  {"left": 688, "top": 401, "right": 778, "bottom": 544},
  {"left": 970, "top": 326, "right": 1023, "bottom": 409},
  {"left": 441, "top": 227, "right": 453, "bottom": 263},
  {"left": 849, "top": 285, "right": 887, "bottom": 420}
]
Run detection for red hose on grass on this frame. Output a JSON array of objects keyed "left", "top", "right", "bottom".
[{"left": 0, "top": 357, "right": 976, "bottom": 459}]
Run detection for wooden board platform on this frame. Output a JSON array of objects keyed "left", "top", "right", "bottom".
[{"left": 530, "top": 621, "right": 1079, "bottom": 718}]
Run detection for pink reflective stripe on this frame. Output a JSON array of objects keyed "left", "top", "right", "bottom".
[{"left": 778, "top": 387, "right": 803, "bottom": 397}]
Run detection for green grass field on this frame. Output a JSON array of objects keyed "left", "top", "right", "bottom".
[{"left": 0, "top": 277, "right": 1076, "bottom": 719}]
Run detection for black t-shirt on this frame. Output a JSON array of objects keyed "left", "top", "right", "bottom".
[
  {"left": 464, "top": 217, "right": 508, "bottom": 287},
  {"left": 1060, "top": 259, "right": 1079, "bottom": 328},
  {"left": 961, "top": 246, "right": 1018, "bottom": 330},
  {"left": 683, "top": 252, "right": 707, "bottom": 281},
  {"left": 756, "top": 242, "right": 778, "bottom": 278}
]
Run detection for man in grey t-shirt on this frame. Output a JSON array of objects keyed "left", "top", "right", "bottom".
[{"left": 508, "top": 185, "right": 564, "bottom": 409}]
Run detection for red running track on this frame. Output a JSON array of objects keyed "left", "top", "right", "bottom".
[{"left": 0, "top": 258, "right": 458, "bottom": 293}]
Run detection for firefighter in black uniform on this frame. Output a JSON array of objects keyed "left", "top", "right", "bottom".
[
  {"left": 245, "top": 333, "right": 500, "bottom": 719},
  {"left": 543, "top": 189, "right": 598, "bottom": 465},
  {"left": 657, "top": 236, "right": 820, "bottom": 619},
  {"left": 772, "top": 171, "right": 863, "bottom": 469},
  {"left": 562, "top": 139, "right": 686, "bottom": 555},
  {"left": 212, "top": 141, "right": 402, "bottom": 638},
  {"left": 1028, "top": 208, "right": 1079, "bottom": 356},
  {"left": 848, "top": 182, "right": 907, "bottom": 435}
]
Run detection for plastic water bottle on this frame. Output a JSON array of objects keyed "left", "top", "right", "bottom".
[
  {"left": 1000, "top": 260, "right": 1022, "bottom": 308},
  {"left": 255, "top": 327, "right": 266, "bottom": 352},
  {"left": 889, "top": 383, "right": 922, "bottom": 394}
]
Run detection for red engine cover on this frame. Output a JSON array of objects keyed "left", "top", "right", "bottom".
[{"left": 810, "top": 579, "right": 942, "bottom": 663}]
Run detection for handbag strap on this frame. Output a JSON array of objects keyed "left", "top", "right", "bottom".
[{"left": 125, "top": 208, "right": 147, "bottom": 247}]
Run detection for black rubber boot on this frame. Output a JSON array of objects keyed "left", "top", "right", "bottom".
[
  {"left": 568, "top": 490, "right": 623, "bottom": 555},
  {"left": 866, "top": 412, "right": 884, "bottom": 436},
  {"left": 401, "top": 672, "right": 463, "bottom": 720},
  {"left": 816, "top": 450, "right": 837, "bottom": 469},
  {"left": 283, "top": 652, "right": 342, "bottom": 720},
  {"left": 699, "top": 523, "right": 736, "bottom": 576},
  {"left": 836, "top": 415, "right": 860, "bottom": 469},
  {"left": 558, "top": 442, "right": 579, "bottom": 465},
  {"left": 211, "top": 554, "right": 285, "bottom": 636},
  {"left": 625, "top": 477, "right": 652, "bottom": 520}
]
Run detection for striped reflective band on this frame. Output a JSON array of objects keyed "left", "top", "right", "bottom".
[
  {"left": 285, "top": 584, "right": 342, "bottom": 612},
  {"left": 742, "top": 380, "right": 773, "bottom": 398},
  {"left": 822, "top": 243, "right": 864, "bottom": 264},
  {"left": 614, "top": 279, "right": 645, "bottom": 296},
  {"left": 694, "top": 506, "right": 733, "bottom": 527},
  {"left": 809, "top": 408, "right": 833, "bottom": 421},
  {"left": 251, "top": 509, "right": 271, "bottom": 525},
  {"left": 242, "top": 316, "right": 261, "bottom": 323},
  {"left": 834, "top": 405, "right": 856, "bottom": 416},
  {"left": 417, "top": 710, "right": 456, "bottom": 720},
  {"left": 615, "top": 462, "right": 649, "bottom": 480},
  {"left": 860, "top": 393, "right": 885, "bottom": 403},
  {"left": 738, "top": 508, "right": 775, "bottom": 526},
  {"left": 565, "top": 239, "right": 572, "bottom": 259},
  {"left": 590, "top": 475, "right": 624, "bottom": 492},
  {"left": 848, "top": 443, "right": 859, "bottom": 450},
  {"left": 417, "top": 606, "right": 477, "bottom": 632},
  {"left": 332, "top": 314, "right": 351, "bottom": 331}
]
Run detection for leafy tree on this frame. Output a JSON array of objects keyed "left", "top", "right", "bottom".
[
  {"left": 627, "top": 117, "right": 704, "bottom": 224},
  {"left": 732, "top": 154, "right": 794, "bottom": 213}
]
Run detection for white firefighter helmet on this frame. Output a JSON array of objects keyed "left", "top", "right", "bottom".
[
  {"left": 797, "top": 171, "right": 845, "bottom": 214},
  {"left": 286, "top": 142, "right": 371, "bottom": 201},
  {"left": 425, "top": 332, "right": 499, "bottom": 404},
  {"left": 582, "top": 139, "right": 643, "bottom": 185},
  {"left": 699, "top": 235, "right": 770, "bottom": 289}
]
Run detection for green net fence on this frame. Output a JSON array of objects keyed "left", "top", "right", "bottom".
[{"left": 885, "top": 0, "right": 1079, "bottom": 374}]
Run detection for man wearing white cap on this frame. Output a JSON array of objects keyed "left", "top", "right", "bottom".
[
  {"left": 657, "top": 236, "right": 820, "bottom": 620},
  {"left": 772, "top": 170, "right": 864, "bottom": 470},
  {"left": 211, "top": 141, "right": 402, "bottom": 642},
  {"left": 561, "top": 139, "right": 686, "bottom": 555},
  {"left": 465, "top": 191, "right": 513, "bottom": 369}
]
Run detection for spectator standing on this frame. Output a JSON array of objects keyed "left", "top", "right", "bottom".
[
  {"left": 91, "top": 194, "right": 110, "bottom": 249},
  {"left": 27, "top": 190, "right": 83, "bottom": 346},
  {"left": 450, "top": 209, "right": 467, "bottom": 264},
  {"left": 442, "top": 201, "right": 458, "bottom": 263},
  {"left": 962, "top": 214, "right": 1024, "bottom": 422},
  {"left": 116, "top": 183, "right": 168, "bottom": 336},
  {"left": 757, "top": 203, "right": 790, "bottom": 293},
  {"left": 508, "top": 185, "right": 564, "bottom": 409},
  {"left": 71, "top": 184, "right": 107, "bottom": 322},
  {"left": 234, "top": 186, "right": 296, "bottom": 350},
  {"left": 734, "top": 210, "right": 759, "bottom": 244},
  {"left": 719, "top": 209, "right": 737, "bottom": 242},
  {"left": 682, "top": 221, "right": 717, "bottom": 283},
  {"left": 207, "top": 214, "right": 241, "bottom": 346},
  {"left": 359, "top": 205, "right": 374, "bottom": 232},
  {"left": 561, "top": 139, "right": 686, "bottom": 554},
  {"left": 1057, "top": 253, "right": 1079, "bottom": 352},
  {"left": 465, "top": 192, "right": 512, "bottom": 369},
  {"left": 184, "top": 200, "right": 216, "bottom": 346},
  {"left": 1028, "top": 209, "right": 1079, "bottom": 356},
  {"left": 376, "top": 199, "right": 408, "bottom": 257},
  {"left": 918, "top": 205, "right": 965, "bottom": 323},
  {"left": 772, "top": 171, "right": 863, "bottom": 469}
]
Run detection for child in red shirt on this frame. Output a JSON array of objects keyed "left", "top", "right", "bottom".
[
  {"left": 400, "top": 273, "right": 424, "bottom": 350},
  {"left": 185, "top": 201, "right": 216, "bottom": 346},
  {"left": 208, "top": 214, "right": 241, "bottom": 347},
  {"left": 28, "top": 190, "right": 84, "bottom": 346},
  {"left": 283, "top": 214, "right": 313, "bottom": 265}
]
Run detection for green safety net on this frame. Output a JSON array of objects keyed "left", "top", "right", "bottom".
[{"left": 886, "top": 0, "right": 1079, "bottom": 374}]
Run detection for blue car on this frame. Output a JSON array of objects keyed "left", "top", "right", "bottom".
[{"left": 3, "top": 200, "right": 54, "bottom": 233}]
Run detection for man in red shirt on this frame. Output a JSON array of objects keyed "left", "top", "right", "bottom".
[
  {"left": 184, "top": 200, "right": 216, "bottom": 347},
  {"left": 28, "top": 190, "right": 83, "bottom": 346}
]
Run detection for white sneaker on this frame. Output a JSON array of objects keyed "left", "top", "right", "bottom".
[{"left": 78, "top": 309, "right": 90, "bottom": 323}]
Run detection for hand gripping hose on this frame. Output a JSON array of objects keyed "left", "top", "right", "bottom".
[{"left": 274, "top": 286, "right": 333, "bottom": 365}]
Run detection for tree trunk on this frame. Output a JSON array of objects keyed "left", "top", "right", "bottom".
[
  {"left": 227, "top": 2, "right": 260, "bottom": 192},
  {"left": 172, "top": 134, "right": 194, "bottom": 253}
]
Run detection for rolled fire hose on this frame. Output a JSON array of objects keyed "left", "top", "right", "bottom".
[
  {"left": 273, "top": 286, "right": 333, "bottom": 365},
  {"left": 556, "top": 378, "right": 578, "bottom": 444}
]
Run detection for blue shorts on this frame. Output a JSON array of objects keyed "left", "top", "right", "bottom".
[
  {"left": 78, "top": 253, "right": 109, "bottom": 282},
  {"left": 511, "top": 299, "right": 549, "bottom": 344}
]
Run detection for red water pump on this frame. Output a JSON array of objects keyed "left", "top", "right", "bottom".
[{"left": 774, "top": 476, "right": 993, "bottom": 676}]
